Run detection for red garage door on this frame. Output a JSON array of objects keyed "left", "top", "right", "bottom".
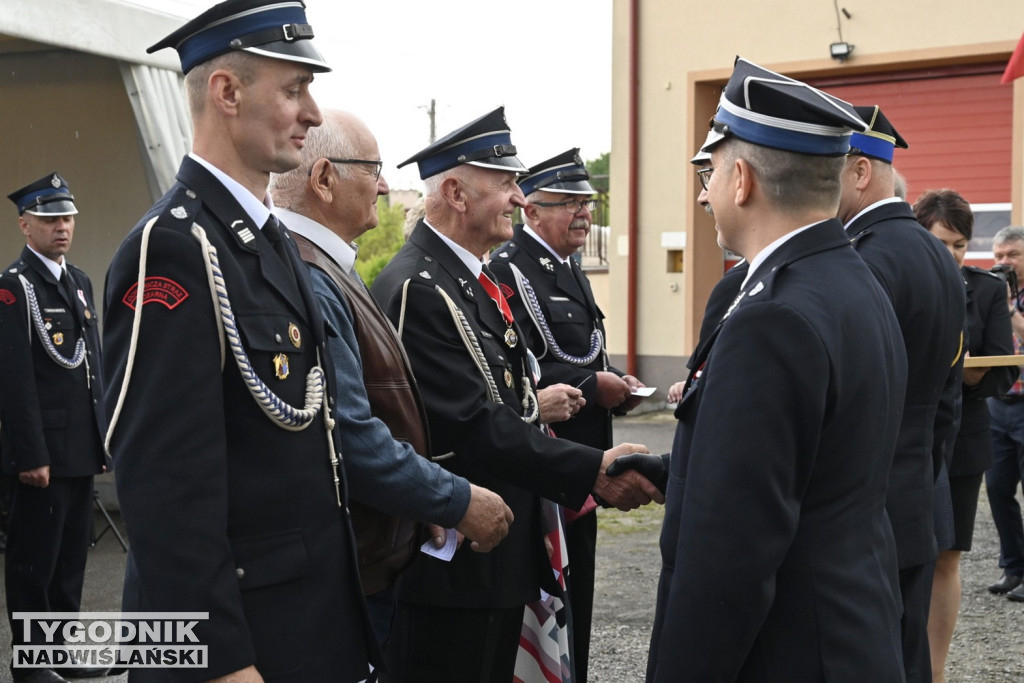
[
  {"left": 810, "top": 65, "right": 1011, "bottom": 203},
  {"left": 810, "top": 64, "right": 1013, "bottom": 262}
]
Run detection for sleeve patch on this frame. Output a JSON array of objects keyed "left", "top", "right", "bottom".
[
  {"left": 0, "top": 289, "right": 16, "bottom": 305},
  {"left": 122, "top": 277, "right": 190, "bottom": 311},
  {"left": 499, "top": 283, "right": 516, "bottom": 300}
]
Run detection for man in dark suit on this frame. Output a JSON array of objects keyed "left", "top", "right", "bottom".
[
  {"left": 268, "top": 109, "right": 513, "bottom": 648},
  {"left": 371, "top": 107, "right": 662, "bottom": 682},
  {"left": 839, "top": 105, "right": 966, "bottom": 683},
  {"left": 646, "top": 58, "right": 907, "bottom": 682},
  {"left": 489, "top": 148, "right": 645, "bottom": 682},
  {"left": 1, "top": 173, "right": 109, "bottom": 683},
  {"left": 102, "top": 2, "right": 377, "bottom": 680}
]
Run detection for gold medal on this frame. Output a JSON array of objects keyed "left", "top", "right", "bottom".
[
  {"left": 273, "top": 353, "right": 290, "bottom": 380},
  {"left": 504, "top": 327, "right": 517, "bottom": 348},
  {"left": 53, "top": 332, "right": 64, "bottom": 346},
  {"left": 504, "top": 368, "right": 513, "bottom": 388},
  {"left": 288, "top": 322, "right": 301, "bottom": 348}
]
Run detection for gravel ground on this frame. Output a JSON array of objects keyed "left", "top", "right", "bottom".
[
  {"left": 588, "top": 410, "right": 1024, "bottom": 682},
  {"left": 2, "top": 410, "right": 1022, "bottom": 682}
]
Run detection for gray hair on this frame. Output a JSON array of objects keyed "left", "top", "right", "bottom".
[
  {"left": 423, "top": 167, "right": 460, "bottom": 197},
  {"left": 269, "top": 110, "right": 359, "bottom": 212},
  {"left": 719, "top": 138, "right": 844, "bottom": 213},
  {"left": 993, "top": 225, "right": 1024, "bottom": 247},
  {"left": 892, "top": 168, "right": 908, "bottom": 201}
]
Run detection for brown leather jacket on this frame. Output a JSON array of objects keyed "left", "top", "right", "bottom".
[{"left": 294, "top": 233, "right": 430, "bottom": 595}]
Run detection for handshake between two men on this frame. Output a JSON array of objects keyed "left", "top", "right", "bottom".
[{"left": 444, "top": 443, "right": 669, "bottom": 554}]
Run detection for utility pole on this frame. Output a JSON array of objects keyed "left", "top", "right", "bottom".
[{"left": 425, "top": 99, "right": 436, "bottom": 143}]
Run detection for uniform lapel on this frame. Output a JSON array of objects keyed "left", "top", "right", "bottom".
[{"left": 177, "top": 158, "right": 311, "bottom": 326}]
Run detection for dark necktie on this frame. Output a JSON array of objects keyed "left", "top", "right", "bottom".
[
  {"left": 60, "top": 269, "right": 86, "bottom": 325},
  {"left": 262, "top": 215, "right": 294, "bottom": 277},
  {"left": 479, "top": 265, "right": 514, "bottom": 325}
]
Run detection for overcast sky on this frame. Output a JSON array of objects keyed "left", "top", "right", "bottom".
[{"left": 125, "top": 0, "right": 614, "bottom": 191}]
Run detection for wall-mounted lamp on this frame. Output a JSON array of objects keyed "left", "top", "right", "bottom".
[{"left": 830, "top": 41, "right": 855, "bottom": 62}]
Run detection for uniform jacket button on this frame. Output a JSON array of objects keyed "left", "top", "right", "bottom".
[{"left": 236, "top": 567, "right": 245, "bottom": 579}]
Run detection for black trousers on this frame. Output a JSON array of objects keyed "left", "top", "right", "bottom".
[
  {"left": 5, "top": 476, "right": 93, "bottom": 647},
  {"left": 566, "top": 510, "right": 597, "bottom": 683},
  {"left": 382, "top": 602, "right": 524, "bottom": 683},
  {"left": 899, "top": 562, "right": 936, "bottom": 683}
]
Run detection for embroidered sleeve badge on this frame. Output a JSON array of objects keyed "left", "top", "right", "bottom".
[
  {"left": 122, "top": 277, "right": 190, "bottom": 311},
  {"left": 0, "top": 289, "right": 16, "bottom": 305}
]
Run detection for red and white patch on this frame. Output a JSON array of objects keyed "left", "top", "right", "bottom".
[
  {"left": 0, "top": 289, "right": 16, "bottom": 305},
  {"left": 122, "top": 277, "right": 189, "bottom": 311},
  {"left": 499, "top": 283, "right": 516, "bottom": 300}
]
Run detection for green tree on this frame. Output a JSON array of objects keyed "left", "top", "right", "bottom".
[
  {"left": 586, "top": 152, "right": 609, "bottom": 193},
  {"left": 354, "top": 197, "right": 407, "bottom": 286}
]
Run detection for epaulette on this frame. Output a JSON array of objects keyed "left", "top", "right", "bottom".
[
  {"left": 153, "top": 187, "right": 203, "bottom": 231},
  {"left": 965, "top": 265, "right": 1001, "bottom": 280},
  {"left": 491, "top": 240, "right": 521, "bottom": 262},
  {"left": 2, "top": 259, "right": 29, "bottom": 277},
  {"left": 412, "top": 253, "right": 441, "bottom": 282}
]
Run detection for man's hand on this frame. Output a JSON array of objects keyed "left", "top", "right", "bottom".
[
  {"left": 455, "top": 484, "right": 514, "bottom": 552},
  {"left": 666, "top": 380, "right": 685, "bottom": 404},
  {"left": 592, "top": 443, "right": 665, "bottom": 511},
  {"left": 426, "top": 525, "right": 465, "bottom": 550},
  {"left": 18, "top": 465, "right": 50, "bottom": 488},
  {"left": 961, "top": 352, "right": 989, "bottom": 387},
  {"left": 618, "top": 375, "right": 646, "bottom": 413},
  {"left": 594, "top": 371, "right": 632, "bottom": 410},
  {"left": 207, "top": 665, "right": 264, "bottom": 682},
  {"left": 605, "top": 452, "right": 670, "bottom": 494},
  {"left": 538, "top": 384, "right": 585, "bottom": 424}
]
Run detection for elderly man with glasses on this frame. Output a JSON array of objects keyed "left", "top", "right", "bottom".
[
  {"left": 268, "top": 109, "right": 513, "bottom": 659},
  {"left": 489, "top": 148, "right": 646, "bottom": 683}
]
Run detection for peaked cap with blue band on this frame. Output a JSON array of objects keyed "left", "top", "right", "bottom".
[
  {"left": 397, "top": 107, "right": 528, "bottom": 180},
  {"left": 701, "top": 57, "right": 867, "bottom": 157},
  {"left": 8, "top": 172, "right": 78, "bottom": 216},
  {"left": 147, "top": 0, "right": 330, "bottom": 75},
  {"left": 518, "top": 148, "right": 596, "bottom": 196},
  {"left": 849, "top": 105, "right": 908, "bottom": 164}
]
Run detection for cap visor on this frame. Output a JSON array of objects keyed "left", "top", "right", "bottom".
[
  {"left": 700, "top": 127, "right": 727, "bottom": 154},
  {"left": 245, "top": 40, "right": 331, "bottom": 73},
  {"left": 25, "top": 200, "right": 78, "bottom": 216},
  {"left": 537, "top": 179, "right": 597, "bottom": 195},
  {"left": 467, "top": 156, "right": 529, "bottom": 174}
]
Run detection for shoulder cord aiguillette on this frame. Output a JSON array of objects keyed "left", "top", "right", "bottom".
[
  {"left": 509, "top": 263, "right": 603, "bottom": 366},
  {"left": 18, "top": 274, "right": 87, "bottom": 370}
]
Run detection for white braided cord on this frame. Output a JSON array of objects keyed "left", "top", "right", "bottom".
[
  {"left": 509, "top": 263, "right": 603, "bottom": 366},
  {"left": 18, "top": 274, "right": 86, "bottom": 369},
  {"left": 191, "top": 225, "right": 323, "bottom": 431},
  {"left": 435, "top": 285, "right": 502, "bottom": 403}
]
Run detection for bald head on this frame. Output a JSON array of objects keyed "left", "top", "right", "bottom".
[{"left": 269, "top": 109, "right": 388, "bottom": 242}]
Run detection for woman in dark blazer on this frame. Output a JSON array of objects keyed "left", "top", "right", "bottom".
[{"left": 915, "top": 189, "right": 1017, "bottom": 683}]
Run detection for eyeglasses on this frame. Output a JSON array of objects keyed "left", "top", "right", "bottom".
[
  {"left": 696, "top": 167, "right": 714, "bottom": 191},
  {"left": 532, "top": 198, "right": 597, "bottom": 214},
  {"left": 314, "top": 158, "right": 384, "bottom": 180}
]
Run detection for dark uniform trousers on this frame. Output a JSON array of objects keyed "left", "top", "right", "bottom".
[
  {"left": 372, "top": 220, "right": 604, "bottom": 682},
  {"left": 491, "top": 224, "right": 619, "bottom": 682},
  {"left": 102, "top": 157, "right": 377, "bottom": 682},
  {"left": 0, "top": 248, "right": 106, "bottom": 650},
  {"left": 847, "top": 201, "right": 966, "bottom": 683}
]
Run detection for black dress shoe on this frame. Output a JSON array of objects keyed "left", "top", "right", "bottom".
[
  {"left": 987, "top": 572, "right": 1023, "bottom": 594},
  {"left": 1008, "top": 583, "right": 1024, "bottom": 602},
  {"left": 12, "top": 669, "right": 69, "bottom": 683}
]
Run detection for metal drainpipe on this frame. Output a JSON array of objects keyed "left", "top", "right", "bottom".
[{"left": 625, "top": 0, "right": 640, "bottom": 377}]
